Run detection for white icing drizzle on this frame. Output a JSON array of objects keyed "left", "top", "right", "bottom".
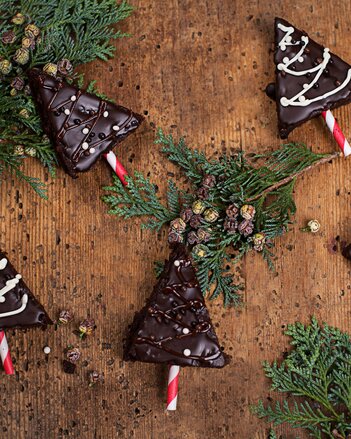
[
  {"left": 0, "top": 258, "right": 28, "bottom": 318},
  {"left": 277, "top": 23, "right": 351, "bottom": 107}
]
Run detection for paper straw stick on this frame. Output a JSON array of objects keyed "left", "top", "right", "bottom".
[
  {"left": 104, "top": 151, "right": 128, "bottom": 186},
  {"left": 166, "top": 365, "right": 180, "bottom": 411},
  {"left": 0, "top": 330, "right": 14, "bottom": 375},
  {"left": 321, "top": 110, "right": 351, "bottom": 157}
]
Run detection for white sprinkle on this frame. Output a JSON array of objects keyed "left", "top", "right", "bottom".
[
  {"left": 103, "top": 111, "right": 109, "bottom": 117},
  {"left": 82, "top": 142, "right": 89, "bottom": 150},
  {"left": 89, "top": 147, "right": 96, "bottom": 154},
  {"left": 183, "top": 349, "right": 191, "bottom": 357},
  {"left": 82, "top": 127, "right": 89, "bottom": 134},
  {"left": 174, "top": 260, "right": 180, "bottom": 267},
  {"left": 182, "top": 328, "right": 190, "bottom": 335},
  {"left": 70, "top": 95, "right": 77, "bottom": 101},
  {"left": 64, "top": 109, "right": 70, "bottom": 115},
  {"left": 299, "top": 95, "right": 306, "bottom": 102},
  {"left": 280, "top": 97, "right": 289, "bottom": 107},
  {"left": 283, "top": 57, "right": 289, "bottom": 64},
  {"left": 112, "top": 125, "right": 120, "bottom": 131},
  {"left": 298, "top": 56, "right": 304, "bottom": 63},
  {"left": 43, "top": 346, "right": 51, "bottom": 354}
]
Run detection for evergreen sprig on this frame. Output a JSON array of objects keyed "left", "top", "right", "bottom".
[
  {"left": 0, "top": 0, "right": 132, "bottom": 197},
  {"left": 103, "top": 129, "right": 338, "bottom": 306},
  {"left": 252, "top": 318, "right": 351, "bottom": 438}
]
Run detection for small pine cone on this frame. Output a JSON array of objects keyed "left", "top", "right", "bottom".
[
  {"left": 192, "top": 244, "right": 208, "bottom": 258},
  {"left": 196, "top": 186, "right": 209, "bottom": 200},
  {"left": 88, "top": 370, "right": 104, "bottom": 386},
  {"left": 19, "top": 108, "right": 30, "bottom": 118},
  {"left": 2, "top": 30, "right": 16, "bottom": 44},
  {"left": 24, "top": 24, "right": 40, "bottom": 38},
  {"left": 168, "top": 230, "right": 183, "bottom": 244},
  {"left": 13, "top": 48, "right": 29, "bottom": 65},
  {"left": 203, "top": 208, "right": 219, "bottom": 223},
  {"left": 11, "top": 77, "right": 25, "bottom": 91},
  {"left": 13, "top": 145, "right": 25, "bottom": 156},
  {"left": 202, "top": 174, "right": 216, "bottom": 188},
  {"left": 226, "top": 203, "right": 239, "bottom": 219},
  {"left": 66, "top": 347, "right": 81, "bottom": 363},
  {"left": 25, "top": 146, "right": 36, "bottom": 157},
  {"left": 223, "top": 217, "right": 238, "bottom": 234},
  {"left": 187, "top": 231, "right": 198, "bottom": 245},
  {"left": 189, "top": 214, "right": 203, "bottom": 229},
  {"left": 24, "top": 84, "right": 32, "bottom": 96},
  {"left": 10, "top": 88, "right": 17, "bottom": 97},
  {"left": 252, "top": 233, "right": 266, "bottom": 252},
  {"left": 58, "top": 309, "right": 73, "bottom": 325},
  {"left": 192, "top": 199, "right": 206, "bottom": 215},
  {"left": 240, "top": 204, "right": 256, "bottom": 220},
  {"left": 43, "top": 62, "right": 57, "bottom": 77},
  {"left": 22, "top": 37, "right": 35, "bottom": 49},
  {"left": 0, "top": 60, "right": 12, "bottom": 75},
  {"left": 180, "top": 207, "right": 193, "bottom": 223},
  {"left": 170, "top": 218, "right": 186, "bottom": 233},
  {"left": 11, "top": 13, "right": 26, "bottom": 25},
  {"left": 57, "top": 58, "right": 73, "bottom": 76},
  {"left": 79, "top": 318, "right": 96, "bottom": 337},
  {"left": 238, "top": 219, "right": 254, "bottom": 237},
  {"left": 197, "top": 228, "right": 211, "bottom": 243}
]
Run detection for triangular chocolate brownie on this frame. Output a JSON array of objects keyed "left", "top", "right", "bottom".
[
  {"left": 28, "top": 68, "right": 144, "bottom": 178},
  {"left": 268, "top": 17, "right": 351, "bottom": 138},
  {"left": 0, "top": 252, "right": 51, "bottom": 330},
  {"left": 124, "top": 245, "right": 229, "bottom": 368}
]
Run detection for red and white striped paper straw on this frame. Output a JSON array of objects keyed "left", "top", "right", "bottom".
[
  {"left": 321, "top": 110, "right": 351, "bottom": 157},
  {"left": 0, "top": 330, "right": 14, "bottom": 375},
  {"left": 166, "top": 365, "right": 180, "bottom": 411},
  {"left": 104, "top": 151, "right": 128, "bottom": 186}
]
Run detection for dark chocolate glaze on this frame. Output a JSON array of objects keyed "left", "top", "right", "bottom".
[
  {"left": 124, "top": 245, "right": 229, "bottom": 368},
  {"left": 0, "top": 252, "right": 52, "bottom": 330},
  {"left": 270, "top": 17, "right": 351, "bottom": 138},
  {"left": 28, "top": 69, "right": 144, "bottom": 178}
]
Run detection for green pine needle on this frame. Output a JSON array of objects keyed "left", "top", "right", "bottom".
[{"left": 252, "top": 318, "right": 351, "bottom": 438}]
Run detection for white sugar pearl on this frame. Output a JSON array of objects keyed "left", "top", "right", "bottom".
[
  {"left": 64, "top": 109, "right": 70, "bottom": 115},
  {"left": 70, "top": 95, "right": 77, "bottom": 101},
  {"left": 0, "top": 297, "right": 5, "bottom": 303},
  {"left": 112, "top": 125, "right": 120, "bottom": 131},
  {"left": 174, "top": 260, "right": 180, "bottom": 267},
  {"left": 82, "top": 142, "right": 89, "bottom": 150},
  {"left": 298, "top": 56, "right": 304, "bottom": 63},
  {"left": 82, "top": 127, "right": 89, "bottom": 134},
  {"left": 89, "top": 148, "right": 96, "bottom": 154},
  {"left": 303, "top": 83, "right": 309, "bottom": 89},
  {"left": 103, "top": 111, "right": 109, "bottom": 117},
  {"left": 283, "top": 57, "right": 289, "bottom": 64},
  {"left": 299, "top": 95, "right": 306, "bottom": 102},
  {"left": 183, "top": 349, "right": 191, "bottom": 357},
  {"left": 43, "top": 346, "right": 51, "bottom": 354},
  {"left": 182, "top": 328, "right": 190, "bottom": 335}
]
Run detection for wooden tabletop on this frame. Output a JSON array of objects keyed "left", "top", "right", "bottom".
[{"left": 1, "top": 1, "right": 350, "bottom": 438}]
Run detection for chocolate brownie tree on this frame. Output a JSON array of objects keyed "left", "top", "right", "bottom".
[
  {"left": 0, "top": 251, "right": 51, "bottom": 374},
  {"left": 267, "top": 17, "right": 351, "bottom": 140},
  {"left": 0, "top": 1, "right": 137, "bottom": 195}
]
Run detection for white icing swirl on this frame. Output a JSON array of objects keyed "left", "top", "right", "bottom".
[
  {"left": 0, "top": 258, "right": 28, "bottom": 318},
  {"left": 277, "top": 23, "right": 351, "bottom": 107}
]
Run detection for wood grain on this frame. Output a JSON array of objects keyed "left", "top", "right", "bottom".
[{"left": 1, "top": 1, "right": 351, "bottom": 438}]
